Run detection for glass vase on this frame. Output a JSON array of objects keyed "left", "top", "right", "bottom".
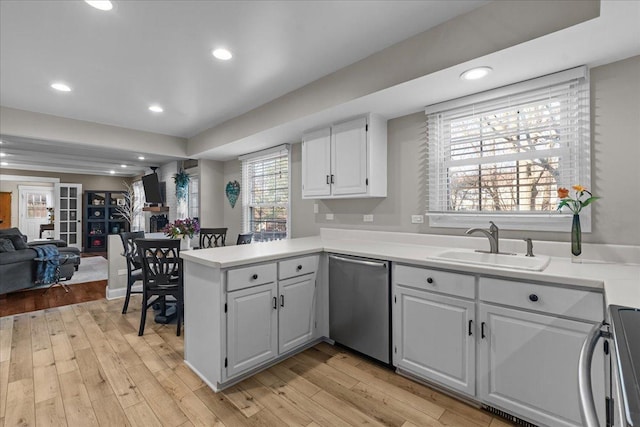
[{"left": 571, "top": 214, "right": 582, "bottom": 263}]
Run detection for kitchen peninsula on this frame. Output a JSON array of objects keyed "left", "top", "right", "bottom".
[{"left": 180, "top": 228, "right": 640, "bottom": 427}]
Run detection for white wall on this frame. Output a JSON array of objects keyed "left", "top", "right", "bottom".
[
  {"left": 218, "top": 56, "right": 640, "bottom": 246},
  {"left": 198, "top": 159, "right": 225, "bottom": 228}
]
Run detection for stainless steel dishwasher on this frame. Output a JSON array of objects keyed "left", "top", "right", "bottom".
[{"left": 328, "top": 253, "right": 390, "bottom": 364}]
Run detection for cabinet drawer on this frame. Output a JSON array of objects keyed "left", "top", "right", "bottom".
[
  {"left": 279, "top": 255, "right": 319, "bottom": 280},
  {"left": 227, "top": 263, "right": 277, "bottom": 292},
  {"left": 394, "top": 264, "right": 475, "bottom": 299},
  {"left": 479, "top": 277, "right": 603, "bottom": 322}
]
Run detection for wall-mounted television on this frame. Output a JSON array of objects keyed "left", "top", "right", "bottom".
[{"left": 142, "top": 173, "right": 164, "bottom": 204}]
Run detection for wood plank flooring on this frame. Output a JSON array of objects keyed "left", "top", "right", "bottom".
[{"left": 0, "top": 296, "right": 514, "bottom": 427}]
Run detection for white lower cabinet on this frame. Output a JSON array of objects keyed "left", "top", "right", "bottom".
[
  {"left": 394, "top": 285, "right": 475, "bottom": 396},
  {"left": 225, "top": 256, "right": 319, "bottom": 379},
  {"left": 478, "top": 303, "right": 605, "bottom": 427},
  {"left": 226, "top": 282, "right": 278, "bottom": 378}
]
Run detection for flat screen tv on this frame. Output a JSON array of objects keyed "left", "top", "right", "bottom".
[{"left": 142, "top": 173, "right": 164, "bottom": 204}]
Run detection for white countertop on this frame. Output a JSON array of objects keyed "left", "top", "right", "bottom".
[{"left": 180, "top": 232, "right": 640, "bottom": 309}]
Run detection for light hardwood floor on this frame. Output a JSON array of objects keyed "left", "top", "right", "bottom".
[{"left": 0, "top": 296, "right": 514, "bottom": 427}]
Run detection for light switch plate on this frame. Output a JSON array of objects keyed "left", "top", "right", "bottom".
[
  {"left": 326, "top": 213, "right": 334, "bottom": 220},
  {"left": 314, "top": 203, "right": 319, "bottom": 214},
  {"left": 411, "top": 215, "right": 424, "bottom": 224},
  {"left": 363, "top": 214, "right": 374, "bottom": 222}
]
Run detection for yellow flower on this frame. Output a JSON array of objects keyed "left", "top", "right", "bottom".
[
  {"left": 557, "top": 188, "right": 570, "bottom": 199},
  {"left": 572, "top": 185, "right": 586, "bottom": 192}
]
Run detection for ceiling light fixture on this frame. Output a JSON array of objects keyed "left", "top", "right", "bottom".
[
  {"left": 0, "top": 153, "right": 6, "bottom": 157},
  {"left": 121, "top": 164, "right": 127, "bottom": 168},
  {"left": 138, "top": 156, "right": 145, "bottom": 160},
  {"left": 1, "top": 162, "right": 8, "bottom": 166},
  {"left": 109, "top": 170, "right": 115, "bottom": 174},
  {"left": 212, "top": 48, "right": 233, "bottom": 60},
  {"left": 148, "top": 105, "right": 163, "bottom": 113},
  {"left": 460, "top": 66, "right": 493, "bottom": 81},
  {"left": 85, "top": 1, "right": 113, "bottom": 11},
  {"left": 51, "top": 82, "right": 71, "bottom": 92}
]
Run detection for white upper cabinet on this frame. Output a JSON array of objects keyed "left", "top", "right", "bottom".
[{"left": 302, "top": 114, "right": 387, "bottom": 199}]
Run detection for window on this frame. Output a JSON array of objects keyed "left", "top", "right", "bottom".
[
  {"left": 426, "top": 67, "right": 590, "bottom": 231},
  {"left": 188, "top": 176, "right": 199, "bottom": 220},
  {"left": 132, "top": 180, "right": 145, "bottom": 232},
  {"left": 241, "top": 145, "right": 290, "bottom": 242}
]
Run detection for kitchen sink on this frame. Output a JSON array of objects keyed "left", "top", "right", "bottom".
[{"left": 428, "top": 249, "right": 550, "bottom": 271}]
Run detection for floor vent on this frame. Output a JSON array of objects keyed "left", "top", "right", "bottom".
[{"left": 484, "top": 406, "right": 538, "bottom": 427}]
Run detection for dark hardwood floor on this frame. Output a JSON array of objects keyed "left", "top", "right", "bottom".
[{"left": 0, "top": 280, "right": 107, "bottom": 317}]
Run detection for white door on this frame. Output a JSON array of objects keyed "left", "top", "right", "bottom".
[
  {"left": 226, "top": 282, "right": 278, "bottom": 378},
  {"left": 18, "top": 185, "right": 53, "bottom": 241},
  {"left": 278, "top": 274, "right": 316, "bottom": 354},
  {"left": 331, "top": 117, "right": 368, "bottom": 196},
  {"left": 478, "top": 303, "right": 606, "bottom": 427},
  {"left": 301, "top": 128, "right": 332, "bottom": 198},
  {"left": 55, "top": 183, "right": 82, "bottom": 249},
  {"left": 394, "top": 285, "right": 476, "bottom": 396}
]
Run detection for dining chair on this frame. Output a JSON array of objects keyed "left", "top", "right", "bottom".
[
  {"left": 236, "top": 232, "right": 253, "bottom": 245},
  {"left": 135, "top": 238, "right": 183, "bottom": 336},
  {"left": 119, "top": 231, "right": 145, "bottom": 314},
  {"left": 199, "top": 227, "right": 228, "bottom": 248}
]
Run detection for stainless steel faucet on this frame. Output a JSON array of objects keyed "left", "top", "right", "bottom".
[
  {"left": 523, "top": 238, "right": 535, "bottom": 257},
  {"left": 466, "top": 221, "right": 499, "bottom": 254}
]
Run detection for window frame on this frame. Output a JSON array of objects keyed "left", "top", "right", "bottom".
[
  {"left": 425, "top": 67, "right": 591, "bottom": 232},
  {"left": 240, "top": 145, "right": 291, "bottom": 242}
]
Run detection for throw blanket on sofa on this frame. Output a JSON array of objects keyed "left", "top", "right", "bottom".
[{"left": 33, "top": 244, "right": 60, "bottom": 285}]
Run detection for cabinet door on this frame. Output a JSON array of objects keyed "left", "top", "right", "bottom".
[
  {"left": 478, "top": 303, "right": 605, "bottom": 427},
  {"left": 278, "top": 274, "right": 316, "bottom": 354},
  {"left": 331, "top": 117, "right": 368, "bottom": 196},
  {"left": 301, "top": 128, "right": 331, "bottom": 198},
  {"left": 394, "top": 286, "right": 475, "bottom": 396},
  {"left": 227, "top": 282, "right": 278, "bottom": 378}
]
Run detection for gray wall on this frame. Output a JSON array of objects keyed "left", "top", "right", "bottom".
[{"left": 218, "top": 56, "right": 640, "bottom": 246}]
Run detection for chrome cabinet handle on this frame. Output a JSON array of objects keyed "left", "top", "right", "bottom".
[{"left": 579, "top": 322, "right": 610, "bottom": 427}]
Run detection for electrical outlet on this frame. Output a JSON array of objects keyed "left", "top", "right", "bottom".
[
  {"left": 326, "top": 213, "right": 334, "bottom": 220},
  {"left": 313, "top": 203, "right": 319, "bottom": 214},
  {"left": 411, "top": 215, "right": 424, "bottom": 224},
  {"left": 363, "top": 214, "right": 374, "bottom": 222}
]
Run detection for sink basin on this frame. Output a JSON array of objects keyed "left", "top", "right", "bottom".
[{"left": 428, "top": 250, "right": 550, "bottom": 271}]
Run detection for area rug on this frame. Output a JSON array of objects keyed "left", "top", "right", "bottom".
[{"left": 64, "top": 256, "right": 108, "bottom": 285}]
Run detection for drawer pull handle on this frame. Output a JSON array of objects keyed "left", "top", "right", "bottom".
[
  {"left": 468, "top": 319, "right": 473, "bottom": 336},
  {"left": 280, "top": 295, "right": 284, "bottom": 307},
  {"left": 296, "top": 265, "right": 302, "bottom": 271},
  {"left": 529, "top": 294, "right": 539, "bottom": 302},
  {"left": 481, "top": 322, "right": 486, "bottom": 339},
  {"left": 426, "top": 277, "right": 434, "bottom": 284},
  {"left": 252, "top": 274, "right": 258, "bottom": 280},
  {"left": 272, "top": 296, "right": 277, "bottom": 309}
]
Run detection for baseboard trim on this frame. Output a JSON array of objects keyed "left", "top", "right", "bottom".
[{"left": 106, "top": 284, "right": 142, "bottom": 300}]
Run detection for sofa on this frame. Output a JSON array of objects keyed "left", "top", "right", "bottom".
[{"left": 0, "top": 228, "right": 81, "bottom": 295}]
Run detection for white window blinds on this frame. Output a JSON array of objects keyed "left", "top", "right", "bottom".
[
  {"left": 425, "top": 67, "right": 591, "bottom": 231},
  {"left": 240, "top": 145, "right": 290, "bottom": 242}
]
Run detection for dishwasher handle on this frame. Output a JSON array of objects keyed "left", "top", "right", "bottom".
[
  {"left": 329, "top": 254, "right": 387, "bottom": 269},
  {"left": 578, "top": 321, "right": 610, "bottom": 427}
]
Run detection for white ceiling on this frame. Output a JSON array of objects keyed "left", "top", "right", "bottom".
[
  {"left": 0, "top": 0, "right": 486, "bottom": 138},
  {"left": 1, "top": 1, "right": 639, "bottom": 174}
]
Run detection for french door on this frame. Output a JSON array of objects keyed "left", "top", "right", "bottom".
[{"left": 55, "top": 183, "right": 82, "bottom": 249}]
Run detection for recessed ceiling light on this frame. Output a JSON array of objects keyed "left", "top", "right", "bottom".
[
  {"left": 1, "top": 162, "right": 8, "bottom": 166},
  {"left": 85, "top": 1, "right": 113, "bottom": 11},
  {"left": 109, "top": 170, "right": 115, "bottom": 174},
  {"left": 120, "top": 164, "right": 127, "bottom": 168},
  {"left": 138, "top": 156, "right": 145, "bottom": 160},
  {"left": 51, "top": 82, "right": 71, "bottom": 92},
  {"left": 212, "top": 48, "right": 232, "bottom": 60},
  {"left": 0, "top": 153, "right": 6, "bottom": 157},
  {"left": 148, "top": 105, "right": 163, "bottom": 113},
  {"left": 460, "top": 66, "right": 492, "bottom": 81}
]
